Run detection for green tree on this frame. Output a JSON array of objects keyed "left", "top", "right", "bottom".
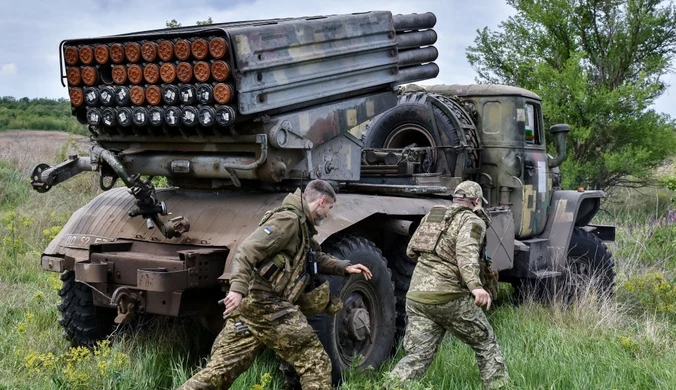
[
  {"left": 165, "top": 19, "right": 182, "bottom": 28},
  {"left": 467, "top": 0, "right": 676, "bottom": 190},
  {"left": 196, "top": 17, "right": 213, "bottom": 26},
  {"left": 165, "top": 17, "right": 213, "bottom": 28}
]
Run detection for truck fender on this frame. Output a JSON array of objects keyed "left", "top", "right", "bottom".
[
  {"left": 541, "top": 189, "right": 608, "bottom": 272},
  {"left": 41, "top": 187, "right": 448, "bottom": 280}
]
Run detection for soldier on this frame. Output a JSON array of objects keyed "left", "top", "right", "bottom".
[
  {"left": 387, "top": 180, "right": 509, "bottom": 389},
  {"left": 178, "top": 179, "right": 372, "bottom": 390}
]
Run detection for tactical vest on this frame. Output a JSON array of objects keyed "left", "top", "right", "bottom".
[
  {"left": 255, "top": 205, "right": 311, "bottom": 303},
  {"left": 410, "top": 205, "right": 499, "bottom": 298},
  {"left": 408, "top": 205, "right": 468, "bottom": 263}
]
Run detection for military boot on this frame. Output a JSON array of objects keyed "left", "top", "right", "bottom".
[{"left": 279, "top": 360, "right": 302, "bottom": 390}]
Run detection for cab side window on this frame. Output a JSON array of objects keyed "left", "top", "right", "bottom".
[{"left": 524, "top": 103, "right": 541, "bottom": 145}]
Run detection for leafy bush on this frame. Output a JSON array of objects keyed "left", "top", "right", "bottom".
[
  {"left": 0, "top": 96, "right": 87, "bottom": 135},
  {"left": 618, "top": 272, "right": 676, "bottom": 319}
]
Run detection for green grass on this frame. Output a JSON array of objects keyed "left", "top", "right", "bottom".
[{"left": 2, "top": 135, "right": 676, "bottom": 389}]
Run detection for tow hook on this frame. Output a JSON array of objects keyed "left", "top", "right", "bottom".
[{"left": 110, "top": 287, "right": 144, "bottom": 324}]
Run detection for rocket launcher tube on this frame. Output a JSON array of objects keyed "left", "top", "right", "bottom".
[{"left": 392, "top": 12, "right": 437, "bottom": 31}]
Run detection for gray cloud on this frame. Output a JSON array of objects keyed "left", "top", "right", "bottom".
[{"left": 0, "top": 0, "right": 673, "bottom": 117}]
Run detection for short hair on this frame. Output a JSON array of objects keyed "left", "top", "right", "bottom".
[{"left": 303, "top": 179, "right": 336, "bottom": 203}]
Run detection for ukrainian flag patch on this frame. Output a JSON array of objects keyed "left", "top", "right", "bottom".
[{"left": 264, "top": 227, "right": 273, "bottom": 235}]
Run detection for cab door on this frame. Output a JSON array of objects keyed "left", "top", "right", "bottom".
[{"left": 518, "top": 101, "right": 551, "bottom": 237}]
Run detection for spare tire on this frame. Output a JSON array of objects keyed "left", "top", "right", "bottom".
[{"left": 363, "top": 92, "right": 461, "bottom": 175}]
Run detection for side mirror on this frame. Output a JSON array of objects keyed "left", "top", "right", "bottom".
[{"left": 548, "top": 124, "right": 570, "bottom": 168}]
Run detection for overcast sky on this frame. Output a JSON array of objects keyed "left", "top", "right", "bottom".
[{"left": 0, "top": 0, "right": 673, "bottom": 117}]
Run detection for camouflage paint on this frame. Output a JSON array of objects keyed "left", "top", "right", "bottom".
[{"left": 425, "top": 85, "right": 551, "bottom": 239}]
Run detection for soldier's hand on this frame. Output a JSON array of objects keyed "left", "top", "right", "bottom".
[
  {"left": 221, "top": 291, "right": 243, "bottom": 316},
  {"left": 471, "top": 288, "right": 492, "bottom": 310},
  {"left": 345, "top": 264, "right": 372, "bottom": 280}
]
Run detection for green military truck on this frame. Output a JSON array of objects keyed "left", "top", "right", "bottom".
[{"left": 32, "top": 10, "right": 614, "bottom": 382}]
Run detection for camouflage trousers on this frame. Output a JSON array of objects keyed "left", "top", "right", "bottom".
[
  {"left": 178, "top": 290, "right": 332, "bottom": 390},
  {"left": 389, "top": 295, "right": 509, "bottom": 389}
]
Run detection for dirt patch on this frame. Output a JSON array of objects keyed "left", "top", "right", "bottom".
[{"left": 0, "top": 130, "right": 89, "bottom": 174}]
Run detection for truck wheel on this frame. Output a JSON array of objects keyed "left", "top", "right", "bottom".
[
  {"left": 57, "top": 270, "right": 116, "bottom": 346},
  {"left": 384, "top": 238, "right": 416, "bottom": 340},
  {"left": 563, "top": 227, "right": 616, "bottom": 300},
  {"left": 310, "top": 235, "right": 396, "bottom": 385},
  {"left": 363, "top": 92, "right": 460, "bottom": 174}
]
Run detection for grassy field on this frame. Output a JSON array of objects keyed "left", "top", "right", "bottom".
[{"left": 1, "top": 131, "right": 676, "bottom": 389}]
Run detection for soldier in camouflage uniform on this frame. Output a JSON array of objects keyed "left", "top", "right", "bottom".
[
  {"left": 178, "top": 180, "right": 373, "bottom": 390},
  {"left": 388, "top": 181, "right": 509, "bottom": 389}
]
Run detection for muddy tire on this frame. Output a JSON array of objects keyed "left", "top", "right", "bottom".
[
  {"left": 310, "top": 235, "right": 396, "bottom": 385},
  {"left": 58, "top": 270, "right": 116, "bottom": 346},
  {"left": 363, "top": 92, "right": 460, "bottom": 175},
  {"left": 562, "top": 227, "right": 616, "bottom": 300}
]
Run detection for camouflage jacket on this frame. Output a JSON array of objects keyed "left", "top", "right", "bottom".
[
  {"left": 228, "top": 189, "right": 350, "bottom": 298},
  {"left": 406, "top": 203, "right": 486, "bottom": 304}
]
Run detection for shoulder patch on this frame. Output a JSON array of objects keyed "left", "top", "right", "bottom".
[
  {"left": 469, "top": 222, "right": 484, "bottom": 241},
  {"left": 263, "top": 227, "right": 273, "bottom": 235}
]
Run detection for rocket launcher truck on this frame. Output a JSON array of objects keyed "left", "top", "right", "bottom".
[{"left": 31, "top": 11, "right": 615, "bottom": 382}]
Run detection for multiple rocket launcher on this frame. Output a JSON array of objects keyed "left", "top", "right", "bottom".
[{"left": 60, "top": 11, "right": 439, "bottom": 139}]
